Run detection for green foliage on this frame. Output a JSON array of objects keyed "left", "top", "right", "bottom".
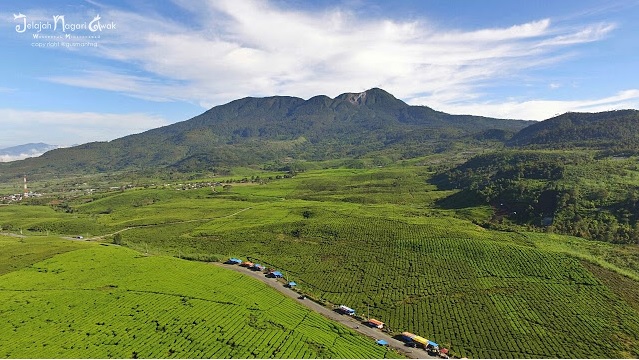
[
  {"left": 0, "top": 243, "right": 397, "bottom": 359},
  {"left": 4, "top": 165, "right": 639, "bottom": 358},
  {"left": 523, "top": 232, "right": 639, "bottom": 281},
  {"left": 0, "top": 205, "right": 108, "bottom": 237},
  {"left": 508, "top": 109, "right": 639, "bottom": 151},
  {"left": 435, "top": 150, "right": 639, "bottom": 244},
  {"left": 0, "top": 235, "right": 90, "bottom": 275},
  {"left": 113, "top": 233, "right": 122, "bottom": 245},
  {"left": 178, "top": 211, "right": 639, "bottom": 358}
]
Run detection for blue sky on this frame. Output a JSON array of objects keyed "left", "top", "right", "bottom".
[{"left": 1, "top": 0, "right": 638, "bottom": 153}]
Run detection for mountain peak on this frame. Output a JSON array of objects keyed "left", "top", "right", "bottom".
[
  {"left": 335, "top": 88, "right": 407, "bottom": 108},
  {"left": 340, "top": 91, "right": 368, "bottom": 105}
]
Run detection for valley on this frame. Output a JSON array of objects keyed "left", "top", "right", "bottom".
[
  {"left": 2, "top": 164, "right": 639, "bottom": 358},
  {"left": 5, "top": 0, "right": 639, "bottom": 357},
  {"left": 2, "top": 89, "right": 639, "bottom": 358}
]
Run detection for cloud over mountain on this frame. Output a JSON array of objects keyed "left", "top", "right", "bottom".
[{"left": 43, "top": 0, "right": 628, "bottom": 119}]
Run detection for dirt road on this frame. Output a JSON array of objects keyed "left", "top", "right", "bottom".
[
  {"left": 215, "top": 262, "right": 437, "bottom": 359},
  {"left": 87, "top": 207, "right": 254, "bottom": 241},
  {"left": 0, "top": 232, "right": 26, "bottom": 238}
]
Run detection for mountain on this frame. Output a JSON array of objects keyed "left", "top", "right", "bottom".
[
  {"left": 507, "top": 109, "right": 639, "bottom": 149},
  {"left": 0, "top": 143, "right": 59, "bottom": 162},
  {"left": 0, "top": 88, "right": 532, "bottom": 180}
]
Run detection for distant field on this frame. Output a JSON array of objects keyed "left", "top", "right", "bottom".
[
  {"left": 0, "top": 235, "right": 89, "bottom": 275},
  {"left": 0, "top": 237, "right": 397, "bottom": 359},
  {"left": 1, "top": 166, "right": 639, "bottom": 358}
]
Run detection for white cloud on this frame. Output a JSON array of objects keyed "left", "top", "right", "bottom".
[
  {"left": 0, "top": 152, "right": 54, "bottom": 163},
  {"left": 0, "top": 109, "right": 170, "bottom": 148},
  {"left": 45, "top": 70, "right": 182, "bottom": 102},
  {"left": 437, "top": 19, "right": 551, "bottom": 42},
  {"left": 537, "top": 22, "right": 616, "bottom": 47},
  {"left": 39, "top": 0, "right": 620, "bottom": 115},
  {"left": 1, "top": 154, "right": 34, "bottom": 162},
  {"left": 416, "top": 89, "right": 639, "bottom": 120}
]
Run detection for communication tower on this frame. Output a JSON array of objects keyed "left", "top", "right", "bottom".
[{"left": 23, "top": 175, "right": 28, "bottom": 198}]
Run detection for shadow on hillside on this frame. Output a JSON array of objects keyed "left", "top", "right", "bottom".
[{"left": 434, "top": 189, "right": 485, "bottom": 210}]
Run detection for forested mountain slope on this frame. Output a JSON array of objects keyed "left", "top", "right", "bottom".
[{"left": 0, "top": 88, "right": 530, "bottom": 180}]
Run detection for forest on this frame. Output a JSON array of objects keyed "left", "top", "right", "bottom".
[{"left": 433, "top": 150, "right": 639, "bottom": 244}]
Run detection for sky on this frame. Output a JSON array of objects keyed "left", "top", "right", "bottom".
[{"left": 1, "top": 0, "right": 639, "bottom": 155}]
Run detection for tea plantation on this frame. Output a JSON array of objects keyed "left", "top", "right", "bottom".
[
  {"left": 0, "top": 236, "right": 397, "bottom": 359},
  {"left": 1, "top": 166, "right": 639, "bottom": 358}
]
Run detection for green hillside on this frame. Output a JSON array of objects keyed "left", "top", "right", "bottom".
[
  {"left": 507, "top": 109, "right": 639, "bottom": 150},
  {"left": 3, "top": 91, "right": 639, "bottom": 359},
  {"left": 433, "top": 149, "right": 639, "bottom": 244},
  {"left": 2, "top": 166, "right": 639, "bottom": 358},
  {"left": 0, "top": 236, "right": 397, "bottom": 359}
]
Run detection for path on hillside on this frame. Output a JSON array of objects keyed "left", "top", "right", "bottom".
[
  {"left": 81, "top": 207, "right": 254, "bottom": 241},
  {"left": 3, "top": 207, "right": 254, "bottom": 243},
  {"left": 0, "top": 232, "right": 26, "bottom": 238},
  {"left": 215, "top": 262, "right": 438, "bottom": 360}
]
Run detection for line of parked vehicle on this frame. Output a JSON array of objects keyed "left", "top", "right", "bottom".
[
  {"left": 334, "top": 304, "right": 452, "bottom": 358},
  {"left": 227, "top": 257, "right": 456, "bottom": 358}
]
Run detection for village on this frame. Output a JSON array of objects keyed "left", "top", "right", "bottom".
[
  {"left": 0, "top": 169, "right": 287, "bottom": 205},
  {"left": 0, "top": 175, "right": 42, "bottom": 203}
]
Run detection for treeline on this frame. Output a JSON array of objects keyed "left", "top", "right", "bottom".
[
  {"left": 508, "top": 110, "right": 639, "bottom": 150},
  {"left": 433, "top": 150, "right": 639, "bottom": 244}
]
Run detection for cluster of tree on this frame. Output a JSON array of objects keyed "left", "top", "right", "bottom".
[{"left": 434, "top": 150, "right": 639, "bottom": 244}]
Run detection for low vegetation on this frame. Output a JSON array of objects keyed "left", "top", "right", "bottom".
[
  {"left": 0, "top": 236, "right": 397, "bottom": 359},
  {"left": 3, "top": 90, "right": 639, "bottom": 359},
  {"left": 2, "top": 165, "right": 638, "bottom": 358}
]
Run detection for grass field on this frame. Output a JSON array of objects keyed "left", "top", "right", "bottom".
[
  {"left": 0, "top": 236, "right": 398, "bottom": 359},
  {"left": 0, "top": 235, "right": 89, "bottom": 275},
  {"left": 1, "top": 166, "right": 639, "bottom": 358}
]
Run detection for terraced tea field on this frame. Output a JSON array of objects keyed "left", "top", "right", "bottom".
[
  {"left": 0, "top": 236, "right": 397, "bottom": 359},
  {"left": 183, "top": 209, "right": 639, "bottom": 358},
  {"left": 2, "top": 166, "right": 639, "bottom": 358}
]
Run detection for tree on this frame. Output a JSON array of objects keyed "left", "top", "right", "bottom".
[{"left": 113, "top": 233, "right": 122, "bottom": 245}]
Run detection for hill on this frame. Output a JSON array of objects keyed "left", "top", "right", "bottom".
[
  {"left": 0, "top": 236, "right": 398, "bottom": 359},
  {"left": 507, "top": 109, "right": 639, "bottom": 149},
  {"left": 429, "top": 109, "right": 639, "bottom": 245},
  {"left": 2, "top": 167, "right": 639, "bottom": 358},
  {"left": 432, "top": 149, "right": 639, "bottom": 244},
  {"left": 0, "top": 88, "right": 531, "bottom": 181}
]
